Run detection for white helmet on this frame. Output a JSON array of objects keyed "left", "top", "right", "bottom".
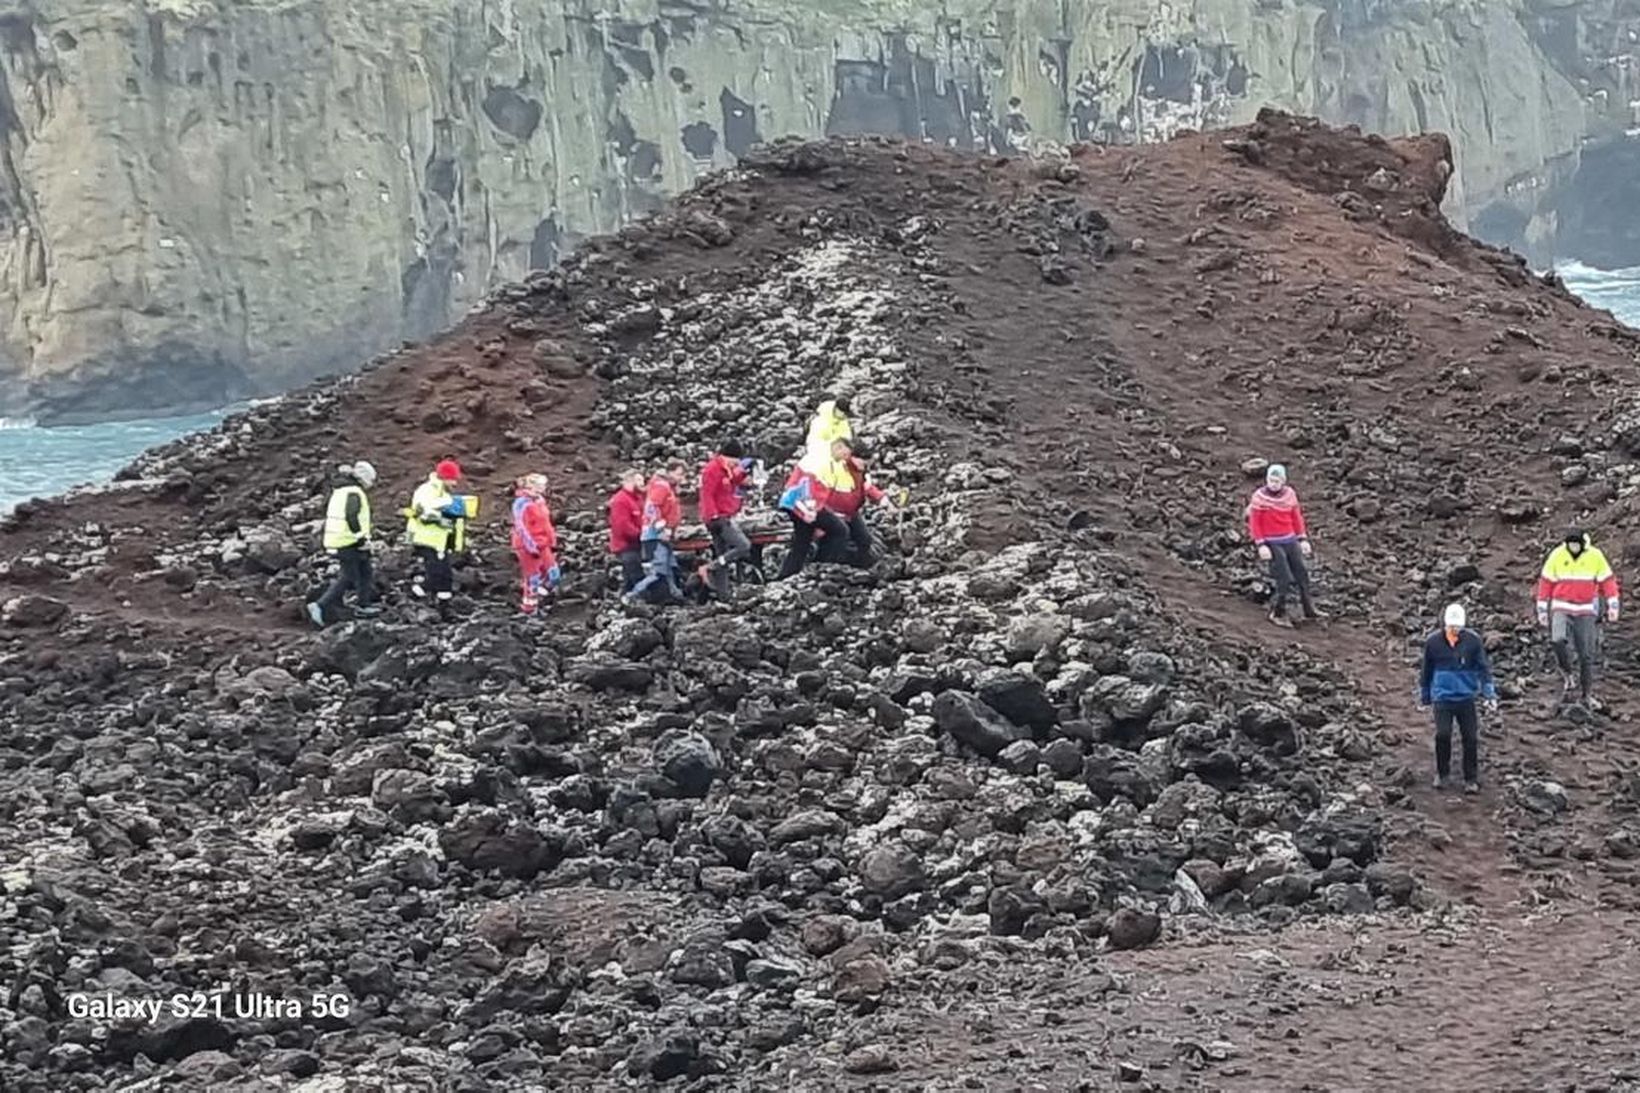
[{"left": 350, "top": 460, "right": 378, "bottom": 488}]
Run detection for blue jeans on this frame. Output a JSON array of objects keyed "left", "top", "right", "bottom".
[{"left": 630, "top": 540, "right": 680, "bottom": 601}]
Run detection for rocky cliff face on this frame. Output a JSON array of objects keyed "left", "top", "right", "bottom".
[{"left": 0, "top": 0, "right": 1632, "bottom": 421}]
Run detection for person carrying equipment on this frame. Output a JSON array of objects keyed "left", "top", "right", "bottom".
[
  {"left": 1419, "top": 603, "right": 1497, "bottom": 794},
  {"left": 805, "top": 395, "right": 852, "bottom": 462},
  {"left": 1536, "top": 526, "right": 1620, "bottom": 708},
  {"left": 1246, "top": 463, "right": 1321, "bottom": 627},
  {"left": 510, "top": 473, "right": 559, "bottom": 615},
  {"left": 607, "top": 469, "right": 646, "bottom": 593},
  {"left": 308, "top": 460, "right": 380, "bottom": 627},
  {"left": 406, "top": 459, "right": 469, "bottom": 601},
  {"left": 698, "top": 438, "right": 761, "bottom": 598},
  {"left": 819, "top": 439, "right": 888, "bottom": 567},
  {"left": 778, "top": 439, "right": 852, "bottom": 579},
  {"left": 628, "top": 461, "right": 686, "bottom": 603}
]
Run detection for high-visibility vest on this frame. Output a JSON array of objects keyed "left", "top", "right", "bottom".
[
  {"left": 322, "top": 485, "right": 371, "bottom": 550},
  {"left": 405, "top": 478, "right": 457, "bottom": 555}
]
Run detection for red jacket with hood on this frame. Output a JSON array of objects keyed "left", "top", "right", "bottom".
[
  {"left": 699, "top": 455, "right": 749, "bottom": 522},
  {"left": 607, "top": 486, "right": 644, "bottom": 553}
]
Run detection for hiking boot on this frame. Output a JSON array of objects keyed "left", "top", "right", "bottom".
[
  {"left": 1432, "top": 775, "right": 1450, "bottom": 791},
  {"left": 1302, "top": 604, "right": 1328, "bottom": 622},
  {"left": 1268, "top": 609, "right": 1294, "bottom": 629},
  {"left": 411, "top": 582, "right": 427, "bottom": 600},
  {"left": 1562, "top": 672, "right": 1577, "bottom": 695},
  {"left": 354, "top": 604, "right": 383, "bottom": 618},
  {"left": 305, "top": 602, "right": 325, "bottom": 629},
  {"left": 1463, "top": 781, "right": 1480, "bottom": 795},
  {"left": 1587, "top": 695, "right": 1605, "bottom": 713}
]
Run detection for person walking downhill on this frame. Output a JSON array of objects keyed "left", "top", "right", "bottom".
[
  {"left": 510, "top": 473, "right": 559, "bottom": 615},
  {"left": 308, "top": 460, "right": 380, "bottom": 627},
  {"left": 607, "top": 469, "right": 646, "bottom": 594},
  {"left": 1536, "top": 527, "right": 1621, "bottom": 710},
  {"left": 698, "top": 438, "right": 757, "bottom": 599},
  {"left": 1246, "top": 463, "right": 1322, "bottom": 628},
  {"left": 628, "top": 461, "right": 686, "bottom": 603},
  {"left": 406, "top": 459, "right": 469, "bottom": 602},
  {"left": 1419, "top": 603, "right": 1497, "bottom": 794}
]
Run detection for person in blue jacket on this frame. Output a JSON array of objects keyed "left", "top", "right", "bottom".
[{"left": 1418, "top": 603, "right": 1498, "bottom": 794}]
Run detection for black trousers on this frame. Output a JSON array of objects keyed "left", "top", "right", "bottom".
[
  {"left": 414, "top": 545, "right": 453, "bottom": 594},
  {"left": 617, "top": 548, "right": 644, "bottom": 593},
  {"left": 779, "top": 510, "right": 849, "bottom": 579},
  {"left": 1267, "top": 540, "right": 1313, "bottom": 616},
  {"left": 316, "top": 545, "right": 374, "bottom": 612},
  {"left": 1433, "top": 701, "right": 1480, "bottom": 783},
  {"left": 706, "top": 518, "right": 752, "bottom": 596}
]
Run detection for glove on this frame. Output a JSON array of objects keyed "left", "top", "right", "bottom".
[
  {"left": 1609, "top": 604, "right": 1621, "bottom": 624},
  {"left": 738, "top": 457, "right": 756, "bottom": 471},
  {"left": 1484, "top": 697, "right": 1499, "bottom": 714},
  {"left": 1299, "top": 539, "right": 1313, "bottom": 558},
  {"left": 1257, "top": 545, "right": 1272, "bottom": 562},
  {"left": 1536, "top": 604, "right": 1550, "bottom": 627},
  {"left": 1418, "top": 697, "right": 1430, "bottom": 710},
  {"left": 547, "top": 564, "right": 562, "bottom": 589}
]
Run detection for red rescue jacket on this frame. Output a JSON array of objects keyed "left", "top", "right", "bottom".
[
  {"left": 824, "top": 457, "right": 885, "bottom": 519},
  {"left": 699, "top": 455, "right": 749, "bottom": 522},
  {"left": 607, "top": 486, "right": 643, "bottom": 554},
  {"left": 511, "top": 492, "right": 557, "bottom": 562},
  {"left": 642, "top": 476, "right": 682, "bottom": 540}
]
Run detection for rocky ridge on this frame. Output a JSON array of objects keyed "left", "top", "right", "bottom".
[{"left": 3, "top": 114, "right": 1640, "bottom": 1089}]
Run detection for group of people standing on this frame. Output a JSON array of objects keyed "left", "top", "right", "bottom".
[
  {"left": 1246, "top": 464, "right": 1623, "bottom": 793},
  {"left": 307, "top": 396, "right": 896, "bottom": 624}
]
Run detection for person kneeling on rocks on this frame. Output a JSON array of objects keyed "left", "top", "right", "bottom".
[
  {"left": 406, "top": 459, "right": 468, "bottom": 602},
  {"left": 1246, "top": 463, "right": 1321, "bottom": 627},
  {"left": 698, "top": 438, "right": 759, "bottom": 599},
  {"left": 510, "top": 473, "right": 559, "bottom": 615},
  {"left": 1535, "top": 526, "right": 1620, "bottom": 710},
  {"left": 777, "top": 440, "right": 851, "bottom": 579},
  {"left": 628, "top": 461, "right": 686, "bottom": 603},
  {"left": 819, "top": 439, "right": 888, "bottom": 568},
  {"left": 308, "top": 460, "right": 380, "bottom": 627},
  {"left": 1419, "top": 603, "right": 1497, "bottom": 794},
  {"left": 607, "top": 469, "right": 646, "bottom": 593}
]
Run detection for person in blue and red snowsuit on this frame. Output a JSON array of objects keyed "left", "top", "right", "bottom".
[{"left": 511, "top": 472, "right": 560, "bottom": 614}]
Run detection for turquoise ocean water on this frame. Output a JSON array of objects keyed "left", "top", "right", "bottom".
[{"left": 0, "top": 265, "right": 1637, "bottom": 513}]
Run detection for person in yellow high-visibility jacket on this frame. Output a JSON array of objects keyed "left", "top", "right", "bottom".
[
  {"left": 804, "top": 396, "right": 852, "bottom": 462},
  {"left": 307, "top": 460, "right": 379, "bottom": 627},
  {"left": 406, "top": 460, "right": 467, "bottom": 601},
  {"left": 1535, "top": 527, "right": 1621, "bottom": 708}
]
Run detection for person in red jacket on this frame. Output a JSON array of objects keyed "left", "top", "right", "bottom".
[
  {"left": 820, "top": 440, "right": 887, "bottom": 567},
  {"left": 628, "top": 461, "right": 687, "bottom": 603},
  {"left": 510, "top": 473, "right": 559, "bottom": 615},
  {"left": 607, "top": 469, "right": 646, "bottom": 593},
  {"left": 777, "top": 440, "right": 852, "bottom": 579},
  {"left": 1246, "top": 463, "right": 1320, "bottom": 627},
  {"left": 698, "top": 438, "right": 756, "bottom": 598}
]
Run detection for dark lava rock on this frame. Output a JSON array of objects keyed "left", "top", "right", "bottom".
[
  {"left": 655, "top": 730, "right": 723, "bottom": 798},
  {"left": 933, "top": 690, "right": 1025, "bottom": 758},
  {"left": 977, "top": 668, "right": 1059, "bottom": 731},
  {"left": 438, "top": 812, "right": 558, "bottom": 878},
  {"left": 628, "top": 1028, "right": 702, "bottom": 1081},
  {"left": 858, "top": 845, "right": 926, "bottom": 900},
  {"left": 1106, "top": 907, "right": 1163, "bottom": 950},
  {"left": 2, "top": 595, "right": 68, "bottom": 628}
]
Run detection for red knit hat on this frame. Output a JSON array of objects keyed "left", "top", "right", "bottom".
[{"left": 435, "top": 459, "right": 461, "bottom": 481}]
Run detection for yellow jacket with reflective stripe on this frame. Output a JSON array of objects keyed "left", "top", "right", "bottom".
[
  {"left": 322, "top": 484, "right": 371, "bottom": 550},
  {"left": 406, "top": 477, "right": 458, "bottom": 554},
  {"left": 804, "top": 401, "right": 852, "bottom": 461}
]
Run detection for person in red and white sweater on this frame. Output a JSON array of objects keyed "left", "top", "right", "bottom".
[{"left": 1246, "top": 463, "right": 1322, "bottom": 627}]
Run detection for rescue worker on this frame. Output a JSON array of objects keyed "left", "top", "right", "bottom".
[
  {"left": 307, "top": 460, "right": 380, "bottom": 627},
  {"left": 628, "top": 460, "right": 686, "bottom": 603},
  {"left": 510, "top": 473, "right": 559, "bottom": 615},
  {"left": 1418, "top": 603, "right": 1497, "bottom": 794},
  {"left": 805, "top": 395, "right": 852, "bottom": 462},
  {"left": 698, "top": 438, "right": 756, "bottom": 598},
  {"left": 819, "top": 438, "right": 887, "bottom": 567},
  {"left": 407, "top": 459, "right": 467, "bottom": 601},
  {"left": 778, "top": 439, "right": 852, "bottom": 579},
  {"left": 1246, "top": 463, "right": 1320, "bottom": 627},
  {"left": 1536, "top": 527, "right": 1621, "bottom": 708},
  {"left": 607, "top": 469, "right": 646, "bottom": 593}
]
